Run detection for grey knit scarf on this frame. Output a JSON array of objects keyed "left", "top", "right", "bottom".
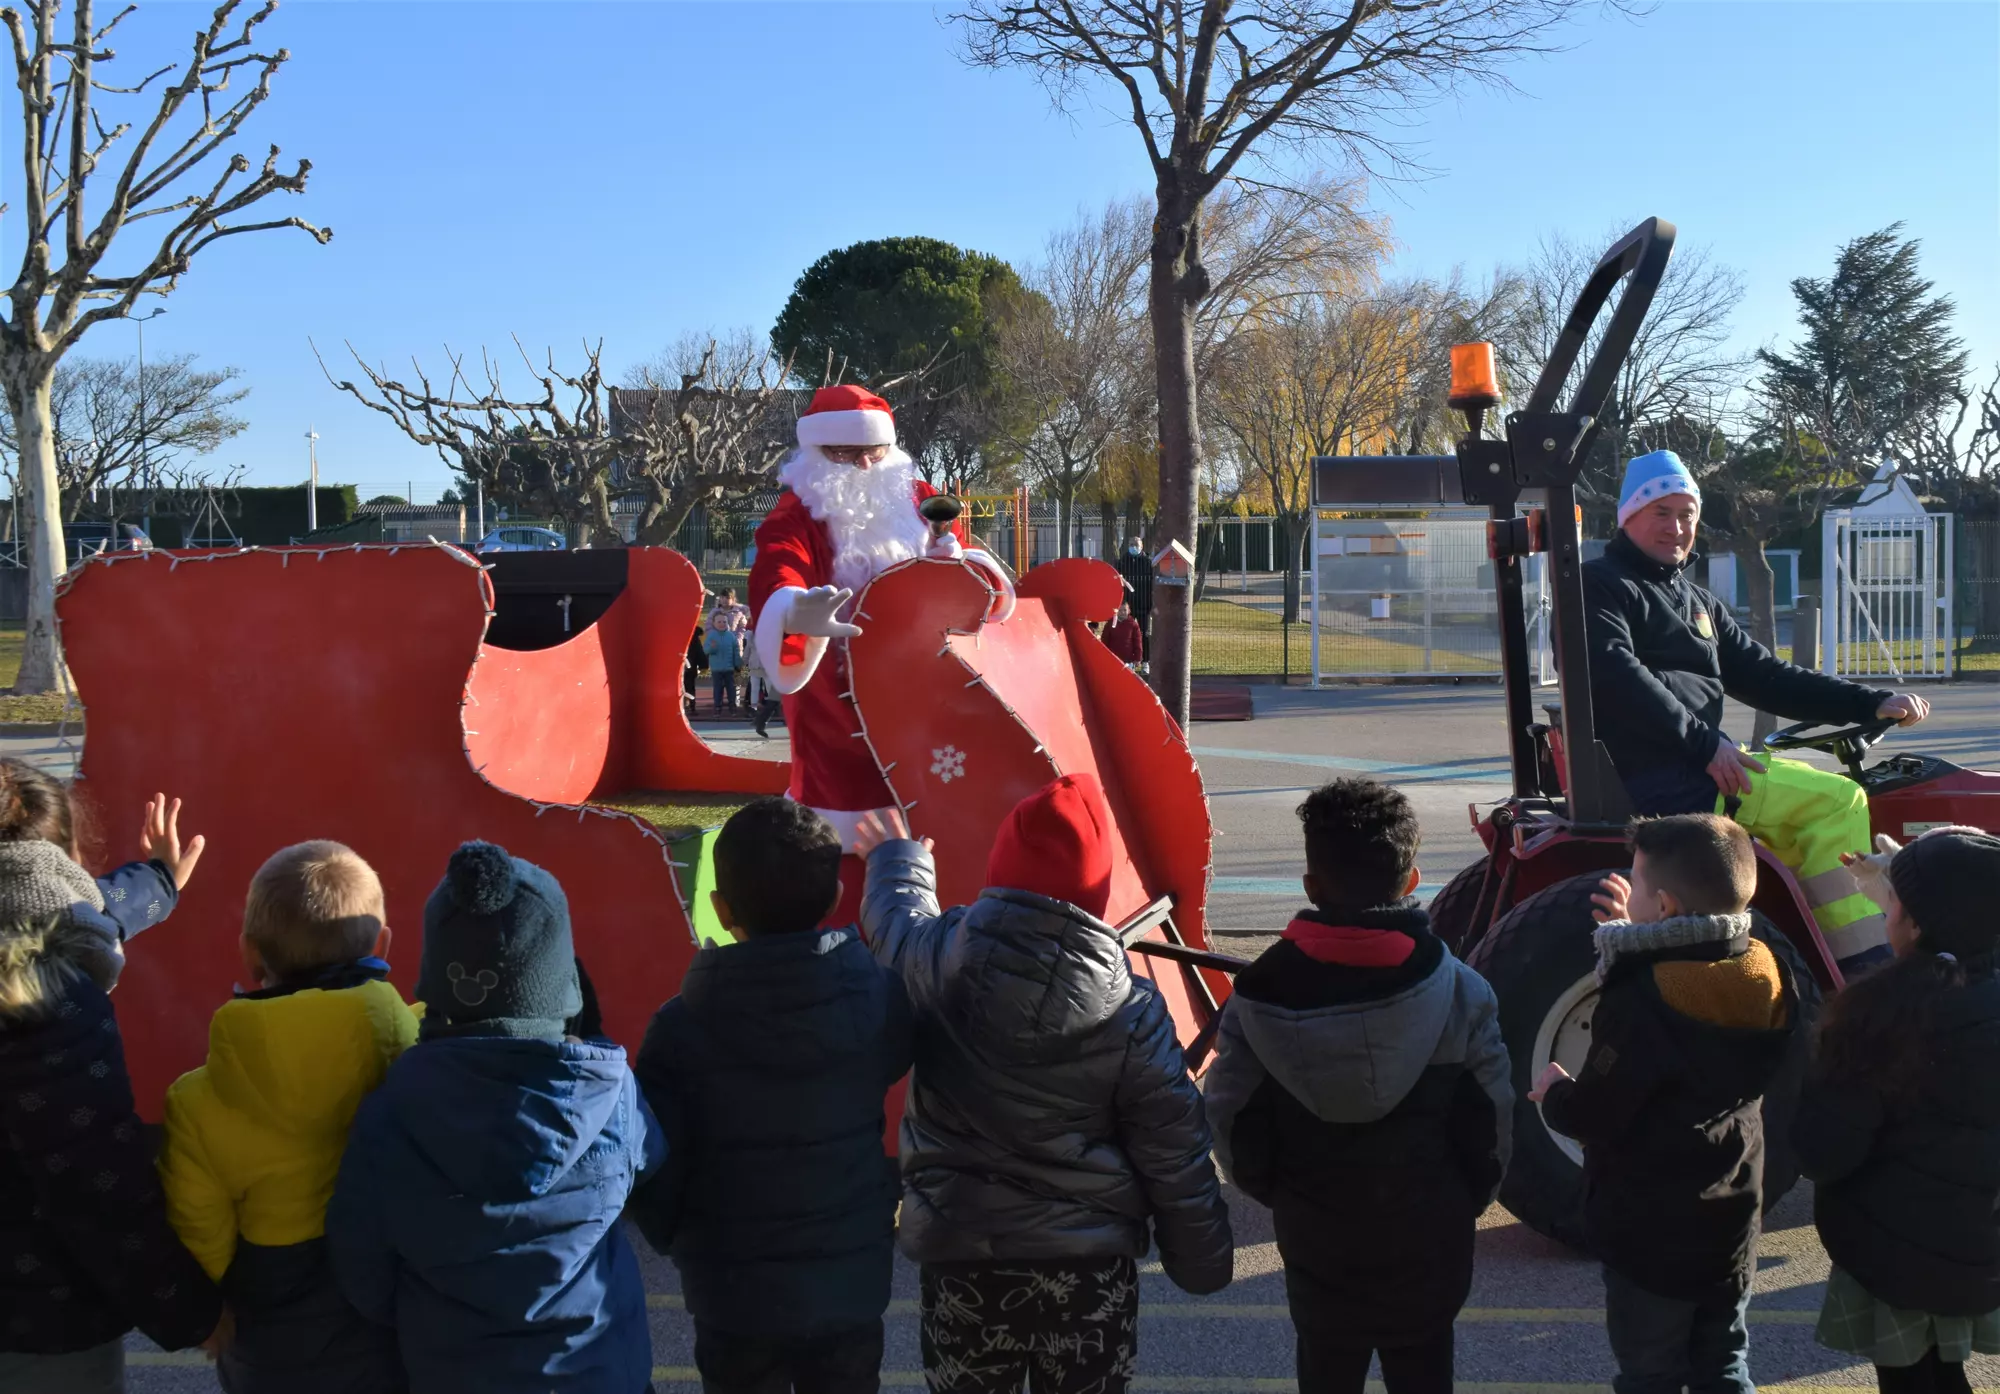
[
  {"left": 0, "top": 841, "right": 124, "bottom": 993},
  {"left": 1593, "top": 911, "right": 1751, "bottom": 985}
]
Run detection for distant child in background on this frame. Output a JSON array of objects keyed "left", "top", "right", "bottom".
[
  {"left": 711, "top": 587, "right": 751, "bottom": 635},
  {"left": 159, "top": 841, "right": 417, "bottom": 1394},
  {"left": 0, "top": 761, "right": 223, "bottom": 1394},
  {"left": 1533, "top": 814, "right": 1800, "bottom": 1394},
  {"left": 704, "top": 608, "right": 744, "bottom": 714},
  {"left": 1103, "top": 602, "right": 1144, "bottom": 668},
  {"left": 632, "top": 799, "right": 912, "bottom": 1394},
  {"left": 1796, "top": 828, "right": 2000, "bottom": 1394},
  {"left": 857, "top": 775, "right": 1233, "bottom": 1394},
  {"left": 329, "top": 842, "right": 665, "bottom": 1394},
  {"left": 1203, "top": 778, "right": 1512, "bottom": 1394}
]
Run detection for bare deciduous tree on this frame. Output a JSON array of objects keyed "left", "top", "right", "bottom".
[
  {"left": 1211, "top": 281, "right": 1428, "bottom": 620},
  {"left": 995, "top": 203, "right": 1151, "bottom": 555},
  {"left": 955, "top": 0, "right": 1608, "bottom": 728},
  {"left": 1, "top": 0, "right": 329, "bottom": 691},
  {"left": 1515, "top": 231, "right": 1748, "bottom": 527},
  {"left": 617, "top": 331, "right": 799, "bottom": 544},
  {"left": 321, "top": 341, "right": 626, "bottom": 545},
  {"left": 0, "top": 353, "right": 248, "bottom": 518}
]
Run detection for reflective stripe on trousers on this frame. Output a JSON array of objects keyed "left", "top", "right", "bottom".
[{"left": 1721, "top": 753, "right": 1886, "bottom": 968}]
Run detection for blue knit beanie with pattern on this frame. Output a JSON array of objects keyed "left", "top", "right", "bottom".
[
  {"left": 1618, "top": 450, "right": 1701, "bottom": 528},
  {"left": 417, "top": 841, "right": 581, "bottom": 1040}
]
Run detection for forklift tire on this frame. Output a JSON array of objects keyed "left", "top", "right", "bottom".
[
  {"left": 1466, "top": 870, "right": 1821, "bottom": 1250},
  {"left": 1430, "top": 856, "right": 1491, "bottom": 958}
]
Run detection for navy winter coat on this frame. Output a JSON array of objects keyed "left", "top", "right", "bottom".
[
  {"left": 97, "top": 859, "right": 178, "bottom": 945},
  {"left": 0, "top": 973, "right": 221, "bottom": 1356},
  {"left": 327, "top": 1035, "right": 665, "bottom": 1394},
  {"left": 631, "top": 928, "right": 913, "bottom": 1338}
]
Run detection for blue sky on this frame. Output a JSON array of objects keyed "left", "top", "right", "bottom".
[{"left": 5, "top": 0, "right": 1995, "bottom": 491}]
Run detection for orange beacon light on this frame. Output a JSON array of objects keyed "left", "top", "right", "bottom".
[
  {"left": 1448, "top": 341, "right": 1501, "bottom": 437},
  {"left": 1448, "top": 342, "right": 1501, "bottom": 409}
]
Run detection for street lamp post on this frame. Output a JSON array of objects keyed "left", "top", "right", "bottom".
[
  {"left": 306, "top": 426, "right": 320, "bottom": 532},
  {"left": 133, "top": 308, "right": 165, "bottom": 536}
]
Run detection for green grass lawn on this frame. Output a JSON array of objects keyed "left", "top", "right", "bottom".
[
  {"left": 1193, "top": 596, "right": 1503, "bottom": 677},
  {"left": 0, "top": 627, "right": 78, "bottom": 724},
  {"left": 594, "top": 789, "right": 755, "bottom": 837}
]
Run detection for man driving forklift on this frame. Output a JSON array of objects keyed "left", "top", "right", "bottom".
[{"left": 1584, "top": 449, "right": 1931, "bottom": 970}]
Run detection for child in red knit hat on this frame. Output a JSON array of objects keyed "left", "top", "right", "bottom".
[{"left": 853, "top": 775, "right": 1232, "bottom": 1394}]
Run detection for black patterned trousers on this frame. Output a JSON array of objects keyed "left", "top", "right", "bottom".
[{"left": 918, "top": 1257, "right": 1140, "bottom": 1394}]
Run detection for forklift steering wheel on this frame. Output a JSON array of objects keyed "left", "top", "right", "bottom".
[
  {"left": 1764, "top": 718, "right": 1898, "bottom": 754},
  {"left": 1763, "top": 718, "right": 1898, "bottom": 780}
]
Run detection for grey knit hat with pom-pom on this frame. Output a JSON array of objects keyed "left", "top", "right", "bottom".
[{"left": 417, "top": 841, "right": 580, "bottom": 1040}]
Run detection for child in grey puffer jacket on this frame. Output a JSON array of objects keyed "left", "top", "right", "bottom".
[{"left": 857, "top": 774, "right": 1232, "bottom": 1394}]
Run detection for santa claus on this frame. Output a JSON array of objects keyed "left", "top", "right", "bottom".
[{"left": 749, "top": 385, "right": 1015, "bottom": 859}]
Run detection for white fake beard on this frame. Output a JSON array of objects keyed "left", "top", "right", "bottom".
[{"left": 779, "top": 445, "right": 931, "bottom": 593}]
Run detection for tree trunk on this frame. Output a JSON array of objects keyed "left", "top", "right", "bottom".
[
  {"left": 3, "top": 361, "right": 70, "bottom": 695},
  {"left": 1729, "top": 533, "right": 1782, "bottom": 746},
  {"left": 1148, "top": 193, "right": 1204, "bottom": 730},
  {"left": 1099, "top": 496, "right": 1118, "bottom": 560}
]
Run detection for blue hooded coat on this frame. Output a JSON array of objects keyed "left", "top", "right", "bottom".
[{"left": 326, "top": 1035, "right": 664, "bottom": 1394}]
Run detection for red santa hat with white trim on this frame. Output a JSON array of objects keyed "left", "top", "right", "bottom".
[{"left": 796, "top": 384, "right": 896, "bottom": 448}]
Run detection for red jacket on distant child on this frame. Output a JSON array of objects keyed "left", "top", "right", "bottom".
[{"left": 1103, "top": 615, "right": 1144, "bottom": 665}]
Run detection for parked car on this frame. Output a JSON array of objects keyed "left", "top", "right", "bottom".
[
  {"left": 67, "top": 521, "right": 154, "bottom": 558},
  {"left": 475, "top": 526, "right": 566, "bottom": 553}
]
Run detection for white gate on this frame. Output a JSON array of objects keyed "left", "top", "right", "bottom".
[{"left": 1821, "top": 508, "right": 1953, "bottom": 680}]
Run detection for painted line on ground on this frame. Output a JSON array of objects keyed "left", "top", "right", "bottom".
[
  {"left": 1211, "top": 877, "right": 1439, "bottom": 900},
  {"left": 684, "top": 1382, "right": 1881, "bottom": 1393},
  {"left": 1192, "top": 745, "right": 1510, "bottom": 785},
  {"left": 638, "top": 1295, "right": 1814, "bottom": 1324}
]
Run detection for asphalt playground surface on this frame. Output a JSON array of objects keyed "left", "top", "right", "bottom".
[{"left": 37, "top": 679, "right": 2000, "bottom": 1393}]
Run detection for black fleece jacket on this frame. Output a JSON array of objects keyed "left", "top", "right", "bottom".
[{"left": 1583, "top": 531, "right": 1888, "bottom": 781}]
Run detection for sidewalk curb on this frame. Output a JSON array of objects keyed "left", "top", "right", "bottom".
[{"left": 0, "top": 722, "right": 74, "bottom": 736}]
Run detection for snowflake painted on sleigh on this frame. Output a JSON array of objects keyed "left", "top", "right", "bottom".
[{"left": 930, "top": 745, "right": 967, "bottom": 783}]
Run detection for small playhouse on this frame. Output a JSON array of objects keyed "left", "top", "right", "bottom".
[{"left": 56, "top": 542, "right": 1226, "bottom": 1114}]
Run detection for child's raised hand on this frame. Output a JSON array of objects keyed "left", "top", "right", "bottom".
[
  {"left": 1528, "top": 1061, "right": 1571, "bottom": 1103},
  {"left": 851, "top": 807, "right": 931, "bottom": 858},
  {"left": 1590, "top": 872, "right": 1631, "bottom": 924},
  {"left": 141, "top": 793, "right": 206, "bottom": 891}
]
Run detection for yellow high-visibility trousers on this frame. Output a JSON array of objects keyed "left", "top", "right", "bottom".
[{"left": 1723, "top": 754, "right": 1885, "bottom": 967}]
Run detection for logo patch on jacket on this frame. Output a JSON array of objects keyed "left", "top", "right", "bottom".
[{"left": 1693, "top": 609, "right": 1714, "bottom": 640}]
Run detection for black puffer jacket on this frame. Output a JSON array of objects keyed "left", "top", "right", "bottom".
[
  {"left": 1202, "top": 906, "right": 1512, "bottom": 1344},
  {"left": 861, "top": 841, "right": 1232, "bottom": 1294},
  {"left": 0, "top": 971, "right": 221, "bottom": 1355},
  {"left": 1584, "top": 532, "right": 1888, "bottom": 805},
  {"left": 631, "top": 928, "right": 913, "bottom": 1339},
  {"left": 1794, "top": 974, "right": 2000, "bottom": 1317}
]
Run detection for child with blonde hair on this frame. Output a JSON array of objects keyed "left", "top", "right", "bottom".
[{"left": 159, "top": 840, "right": 417, "bottom": 1393}]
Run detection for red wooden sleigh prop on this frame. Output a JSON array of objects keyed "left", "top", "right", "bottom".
[
  {"left": 848, "top": 555, "right": 1228, "bottom": 1041},
  {"left": 54, "top": 543, "right": 1223, "bottom": 1116}
]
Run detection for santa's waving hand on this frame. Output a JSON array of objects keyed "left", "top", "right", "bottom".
[{"left": 748, "top": 385, "right": 1015, "bottom": 867}]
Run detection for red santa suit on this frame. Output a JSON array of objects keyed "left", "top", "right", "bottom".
[{"left": 748, "top": 386, "right": 1014, "bottom": 852}]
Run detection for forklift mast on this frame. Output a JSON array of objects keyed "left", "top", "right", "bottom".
[{"left": 1310, "top": 218, "right": 1678, "bottom": 827}]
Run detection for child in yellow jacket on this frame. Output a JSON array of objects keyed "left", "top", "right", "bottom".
[{"left": 159, "top": 841, "right": 418, "bottom": 1394}]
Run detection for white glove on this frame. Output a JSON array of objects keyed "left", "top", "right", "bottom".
[
  {"left": 784, "top": 585, "right": 862, "bottom": 640},
  {"left": 926, "top": 531, "right": 964, "bottom": 560}
]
